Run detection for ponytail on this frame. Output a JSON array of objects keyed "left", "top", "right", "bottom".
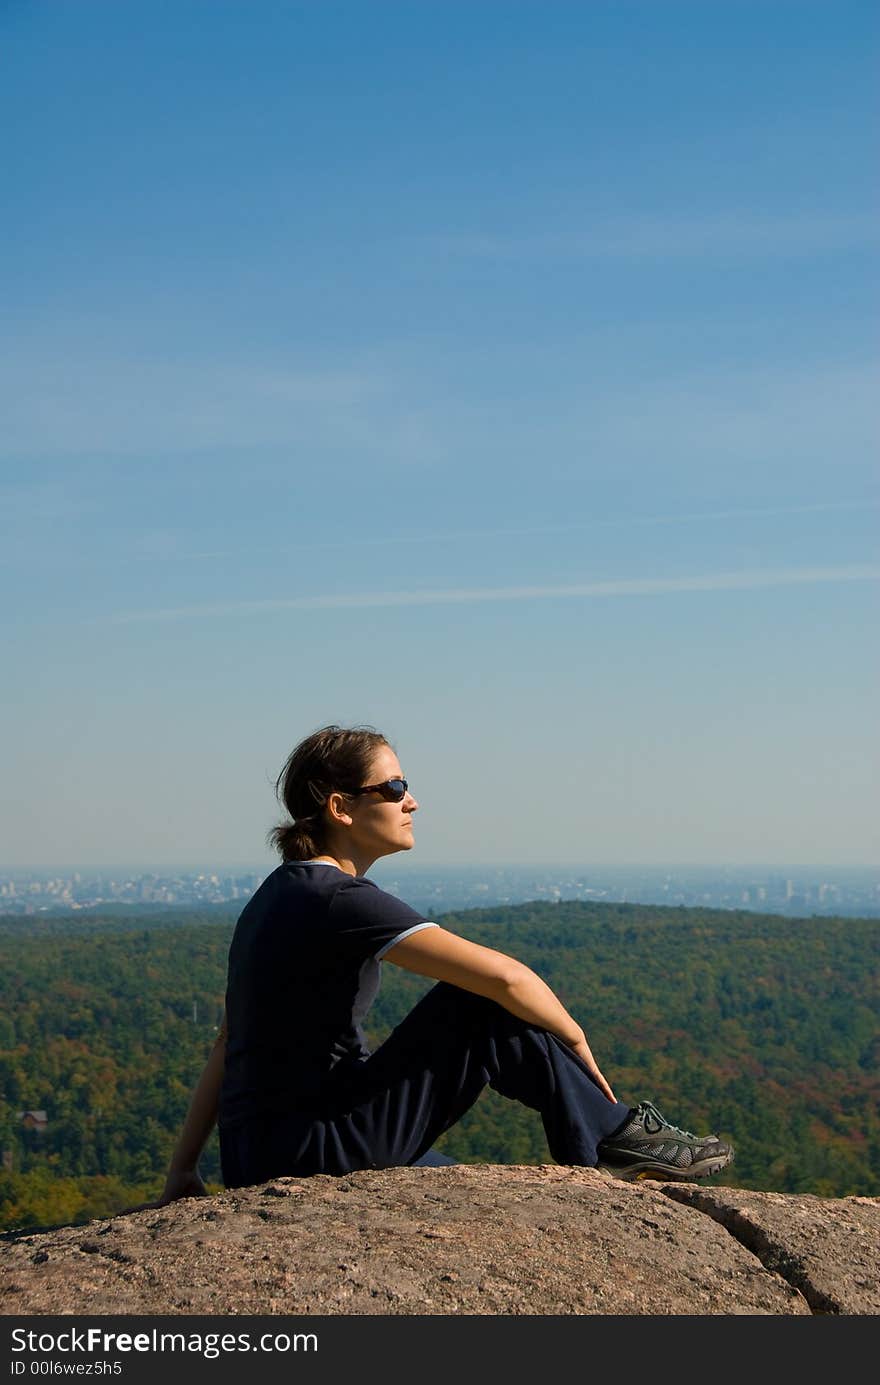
[{"left": 267, "top": 818, "right": 322, "bottom": 864}]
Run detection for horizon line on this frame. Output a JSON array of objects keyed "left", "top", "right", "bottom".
[{"left": 4, "top": 861, "right": 878, "bottom": 874}]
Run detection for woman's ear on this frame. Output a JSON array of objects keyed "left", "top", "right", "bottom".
[{"left": 326, "top": 791, "right": 353, "bottom": 827}]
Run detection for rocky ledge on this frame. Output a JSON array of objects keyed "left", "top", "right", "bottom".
[{"left": 2, "top": 1166, "right": 878, "bottom": 1316}]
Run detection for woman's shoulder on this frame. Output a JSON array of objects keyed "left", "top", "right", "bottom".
[
  {"left": 278, "top": 861, "right": 379, "bottom": 892},
  {"left": 238, "top": 862, "right": 351, "bottom": 918},
  {"left": 247, "top": 864, "right": 418, "bottom": 925},
  {"left": 328, "top": 873, "right": 426, "bottom": 930},
  {"left": 281, "top": 862, "right": 394, "bottom": 895}
]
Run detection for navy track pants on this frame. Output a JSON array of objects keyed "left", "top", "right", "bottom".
[{"left": 219, "top": 981, "right": 630, "bottom": 1186}]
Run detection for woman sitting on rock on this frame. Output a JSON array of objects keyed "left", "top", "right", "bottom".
[{"left": 160, "top": 724, "right": 733, "bottom": 1199}]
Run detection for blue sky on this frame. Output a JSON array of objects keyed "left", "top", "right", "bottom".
[{"left": 2, "top": 0, "right": 877, "bottom": 868}]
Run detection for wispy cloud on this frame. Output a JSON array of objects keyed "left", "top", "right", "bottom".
[
  {"left": 429, "top": 212, "right": 880, "bottom": 262},
  {"left": 0, "top": 356, "right": 397, "bottom": 459},
  {"left": 10, "top": 498, "right": 875, "bottom": 572},
  {"left": 104, "top": 563, "right": 880, "bottom": 625},
  {"left": 105, "top": 498, "right": 880, "bottom": 563}
]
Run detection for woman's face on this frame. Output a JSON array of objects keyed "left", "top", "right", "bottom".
[{"left": 345, "top": 743, "right": 419, "bottom": 860}]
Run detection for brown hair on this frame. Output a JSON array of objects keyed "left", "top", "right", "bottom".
[{"left": 268, "top": 724, "right": 391, "bottom": 862}]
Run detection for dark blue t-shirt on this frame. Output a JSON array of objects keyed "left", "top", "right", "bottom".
[{"left": 219, "top": 862, "right": 436, "bottom": 1126}]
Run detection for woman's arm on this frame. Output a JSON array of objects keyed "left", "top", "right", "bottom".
[
  {"left": 158, "top": 1009, "right": 228, "bottom": 1203},
  {"left": 382, "top": 928, "right": 616, "bottom": 1101}
]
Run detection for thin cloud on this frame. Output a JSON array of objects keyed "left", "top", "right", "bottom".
[
  {"left": 0, "top": 357, "right": 391, "bottom": 459},
  {"left": 24, "top": 497, "right": 874, "bottom": 569},
  {"left": 105, "top": 563, "right": 880, "bottom": 625},
  {"left": 227, "top": 497, "right": 880, "bottom": 554},
  {"left": 431, "top": 212, "right": 880, "bottom": 262},
  {"left": 158, "top": 497, "right": 880, "bottom": 558}
]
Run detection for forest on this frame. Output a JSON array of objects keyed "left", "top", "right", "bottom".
[{"left": 0, "top": 898, "right": 877, "bottom": 1230}]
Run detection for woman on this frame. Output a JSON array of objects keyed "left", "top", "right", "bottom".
[{"left": 160, "top": 725, "right": 732, "bottom": 1200}]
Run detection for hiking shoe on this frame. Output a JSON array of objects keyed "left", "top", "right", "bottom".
[{"left": 596, "top": 1101, "right": 734, "bottom": 1181}]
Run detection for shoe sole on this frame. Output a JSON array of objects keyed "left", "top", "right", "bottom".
[{"left": 597, "top": 1153, "right": 733, "bottom": 1182}]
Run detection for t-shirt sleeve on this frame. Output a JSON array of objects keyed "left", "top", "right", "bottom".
[{"left": 327, "top": 877, "right": 437, "bottom": 961}]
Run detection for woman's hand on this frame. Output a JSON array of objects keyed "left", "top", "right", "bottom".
[
  {"left": 115, "top": 1167, "right": 208, "bottom": 1217},
  {"left": 139, "top": 1011, "right": 226, "bottom": 1214},
  {"left": 158, "top": 1167, "right": 208, "bottom": 1204},
  {"left": 568, "top": 1034, "right": 617, "bottom": 1103}
]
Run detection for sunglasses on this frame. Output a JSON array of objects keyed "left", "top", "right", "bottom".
[{"left": 349, "top": 778, "right": 409, "bottom": 803}]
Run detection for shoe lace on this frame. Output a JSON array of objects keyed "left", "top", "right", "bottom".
[{"left": 637, "top": 1101, "right": 698, "bottom": 1139}]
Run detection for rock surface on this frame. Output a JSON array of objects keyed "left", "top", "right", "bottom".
[
  {"left": 2, "top": 1166, "right": 876, "bottom": 1316},
  {"left": 663, "top": 1184, "right": 880, "bottom": 1315}
]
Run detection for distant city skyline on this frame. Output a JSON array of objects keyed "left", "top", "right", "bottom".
[
  {"left": 2, "top": 863, "right": 877, "bottom": 920},
  {"left": 2, "top": 2, "right": 877, "bottom": 869},
  {"left": 2, "top": 857, "right": 879, "bottom": 873}
]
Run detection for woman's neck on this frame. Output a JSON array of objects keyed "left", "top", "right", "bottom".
[{"left": 308, "top": 853, "right": 359, "bottom": 877}]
